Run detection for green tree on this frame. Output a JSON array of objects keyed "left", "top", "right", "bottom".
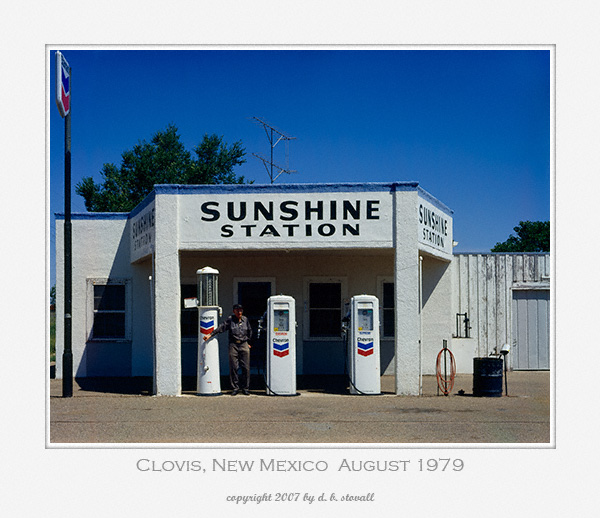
[
  {"left": 491, "top": 221, "right": 550, "bottom": 252},
  {"left": 76, "top": 124, "right": 247, "bottom": 212}
]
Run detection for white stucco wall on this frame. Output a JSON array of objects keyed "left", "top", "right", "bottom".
[
  {"left": 393, "top": 189, "right": 421, "bottom": 395},
  {"left": 420, "top": 254, "right": 453, "bottom": 375},
  {"left": 55, "top": 214, "right": 131, "bottom": 378},
  {"left": 152, "top": 193, "right": 181, "bottom": 395}
]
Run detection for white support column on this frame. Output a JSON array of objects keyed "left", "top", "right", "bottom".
[
  {"left": 393, "top": 189, "right": 421, "bottom": 395},
  {"left": 153, "top": 194, "right": 182, "bottom": 396}
]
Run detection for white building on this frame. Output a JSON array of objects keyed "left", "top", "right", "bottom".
[{"left": 54, "top": 182, "right": 549, "bottom": 396}]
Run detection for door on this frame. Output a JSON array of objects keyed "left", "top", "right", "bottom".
[
  {"left": 512, "top": 289, "right": 550, "bottom": 370},
  {"left": 236, "top": 281, "right": 273, "bottom": 371}
]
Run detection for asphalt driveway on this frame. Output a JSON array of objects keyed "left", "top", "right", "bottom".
[{"left": 49, "top": 371, "right": 551, "bottom": 444}]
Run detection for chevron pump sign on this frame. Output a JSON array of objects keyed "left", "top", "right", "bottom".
[
  {"left": 55, "top": 51, "right": 71, "bottom": 117},
  {"left": 357, "top": 338, "right": 374, "bottom": 357},
  {"left": 272, "top": 339, "right": 290, "bottom": 358},
  {"left": 200, "top": 318, "right": 215, "bottom": 336}
]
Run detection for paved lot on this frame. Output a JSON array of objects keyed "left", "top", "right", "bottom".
[{"left": 49, "top": 371, "right": 551, "bottom": 444}]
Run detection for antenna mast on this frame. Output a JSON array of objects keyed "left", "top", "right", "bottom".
[{"left": 251, "top": 117, "right": 297, "bottom": 183}]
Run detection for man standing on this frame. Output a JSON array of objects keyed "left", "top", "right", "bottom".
[{"left": 204, "top": 304, "right": 252, "bottom": 395}]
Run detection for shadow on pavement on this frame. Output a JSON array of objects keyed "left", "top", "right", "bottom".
[
  {"left": 74, "top": 377, "right": 154, "bottom": 395},
  {"left": 71, "top": 374, "right": 352, "bottom": 396}
]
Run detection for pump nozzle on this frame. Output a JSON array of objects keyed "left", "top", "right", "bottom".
[{"left": 257, "top": 311, "right": 267, "bottom": 339}]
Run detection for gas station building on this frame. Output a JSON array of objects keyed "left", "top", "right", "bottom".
[{"left": 54, "top": 182, "right": 550, "bottom": 396}]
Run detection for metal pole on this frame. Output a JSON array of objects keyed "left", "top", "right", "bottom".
[
  {"left": 62, "top": 66, "right": 73, "bottom": 397},
  {"left": 270, "top": 127, "right": 274, "bottom": 183},
  {"left": 443, "top": 340, "right": 448, "bottom": 396},
  {"left": 419, "top": 256, "right": 423, "bottom": 396},
  {"left": 504, "top": 356, "right": 508, "bottom": 396}
]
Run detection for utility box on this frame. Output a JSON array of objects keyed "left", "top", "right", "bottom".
[
  {"left": 347, "top": 295, "right": 381, "bottom": 395},
  {"left": 265, "top": 295, "right": 296, "bottom": 395}
]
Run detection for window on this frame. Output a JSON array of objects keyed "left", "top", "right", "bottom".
[
  {"left": 309, "top": 282, "right": 342, "bottom": 337},
  {"left": 181, "top": 284, "right": 198, "bottom": 339},
  {"left": 88, "top": 280, "right": 129, "bottom": 340},
  {"left": 382, "top": 282, "right": 395, "bottom": 338}
]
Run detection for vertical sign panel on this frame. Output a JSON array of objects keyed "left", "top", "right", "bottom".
[{"left": 55, "top": 51, "right": 70, "bottom": 117}]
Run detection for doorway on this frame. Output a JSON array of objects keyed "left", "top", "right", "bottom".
[
  {"left": 512, "top": 289, "right": 550, "bottom": 370},
  {"left": 235, "top": 279, "right": 275, "bottom": 371}
]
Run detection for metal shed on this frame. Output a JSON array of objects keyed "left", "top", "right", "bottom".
[{"left": 451, "top": 253, "right": 551, "bottom": 372}]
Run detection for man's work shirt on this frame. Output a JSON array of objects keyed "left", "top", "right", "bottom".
[{"left": 213, "top": 315, "right": 253, "bottom": 344}]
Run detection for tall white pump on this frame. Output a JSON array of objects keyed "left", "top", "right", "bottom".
[
  {"left": 346, "top": 295, "right": 381, "bottom": 395},
  {"left": 264, "top": 295, "right": 297, "bottom": 396},
  {"left": 194, "top": 267, "right": 222, "bottom": 396}
]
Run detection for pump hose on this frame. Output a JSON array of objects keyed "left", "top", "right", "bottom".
[
  {"left": 258, "top": 351, "right": 300, "bottom": 397},
  {"left": 256, "top": 322, "right": 299, "bottom": 396},
  {"left": 343, "top": 332, "right": 380, "bottom": 396},
  {"left": 435, "top": 347, "right": 456, "bottom": 396}
]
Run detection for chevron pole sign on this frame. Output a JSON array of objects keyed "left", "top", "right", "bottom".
[{"left": 55, "top": 51, "right": 71, "bottom": 117}]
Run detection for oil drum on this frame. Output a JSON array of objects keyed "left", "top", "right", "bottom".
[{"left": 472, "top": 357, "right": 503, "bottom": 397}]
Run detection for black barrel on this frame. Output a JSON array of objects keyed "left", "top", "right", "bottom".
[{"left": 473, "top": 357, "right": 503, "bottom": 397}]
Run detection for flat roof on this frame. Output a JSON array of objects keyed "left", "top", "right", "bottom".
[{"left": 56, "top": 181, "right": 454, "bottom": 220}]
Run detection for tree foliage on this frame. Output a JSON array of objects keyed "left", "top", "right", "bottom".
[
  {"left": 76, "top": 124, "right": 247, "bottom": 212},
  {"left": 491, "top": 221, "right": 550, "bottom": 252}
]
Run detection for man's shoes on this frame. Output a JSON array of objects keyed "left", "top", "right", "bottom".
[
  {"left": 242, "top": 389, "right": 250, "bottom": 396},
  {"left": 231, "top": 389, "right": 239, "bottom": 396}
]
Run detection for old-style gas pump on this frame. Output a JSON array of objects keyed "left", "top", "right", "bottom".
[
  {"left": 192, "top": 267, "right": 222, "bottom": 396},
  {"left": 343, "top": 295, "right": 381, "bottom": 395},
  {"left": 260, "top": 295, "right": 297, "bottom": 396}
]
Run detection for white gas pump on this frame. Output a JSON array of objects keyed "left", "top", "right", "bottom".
[
  {"left": 346, "top": 295, "right": 381, "bottom": 395},
  {"left": 264, "top": 295, "right": 297, "bottom": 396},
  {"left": 192, "top": 267, "right": 222, "bottom": 396}
]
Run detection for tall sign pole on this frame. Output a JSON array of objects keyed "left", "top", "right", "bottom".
[{"left": 56, "top": 51, "right": 72, "bottom": 397}]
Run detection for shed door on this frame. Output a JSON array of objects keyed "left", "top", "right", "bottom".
[{"left": 512, "top": 290, "right": 550, "bottom": 370}]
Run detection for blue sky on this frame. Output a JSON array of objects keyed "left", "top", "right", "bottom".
[{"left": 50, "top": 49, "right": 550, "bottom": 286}]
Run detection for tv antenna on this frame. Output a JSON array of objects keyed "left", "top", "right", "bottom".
[{"left": 251, "top": 117, "right": 297, "bottom": 183}]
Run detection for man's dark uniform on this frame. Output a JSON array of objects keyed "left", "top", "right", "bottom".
[{"left": 212, "top": 311, "right": 253, "bottom": 393}]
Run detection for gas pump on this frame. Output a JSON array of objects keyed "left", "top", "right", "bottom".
[
  {"left": 189, "top": 267, "right": 222, "bottom": 396},
  {"left": 260, "top": 295, "right": 297, "bottom": 396},
  {"left": 344, "top": 295, "right": 381, "bottom": 395}
]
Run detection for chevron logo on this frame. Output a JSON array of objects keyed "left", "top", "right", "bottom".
[
  {"left": 357, "top": 341, "right": 374, "bottom": 357},
  {"left": 200, "top": 320, "right": 214, "bottom": 335},
  {"left": 60, "top": 65, "right": 70, "bottom": 113},
  {"left": 273, "top": 341, "right": 289, "bottom": 357}
]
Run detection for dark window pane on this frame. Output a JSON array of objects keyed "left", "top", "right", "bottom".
[
  {"left": 238, "top": 282, "right": 271, "bottom": 320},
  {"left": 181, "top": 284, "right": 197, "bottom": 300},
  {"left": 310, "top": 309, "right": 341, "bottom": 337},
  {"left": 92, "top": 313, "right": 125, "bottom": 338},
  {"left": 181, "top": 284, "right": 198, "bottom": 338},
  {"left": 383, "top": 283, "right": 394, "bottom": 308},
  {"left": 181, "top": 311, "right": 198, "bottom": 338},
  {"left": 94, "top": 285, "right": 125, "bottom": 311},
  {"left": 383, "top": 308, "right": 395, "bottom": 337},
  {"left": 309, "top": 283, "right": 341, "bottom": 309}
]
